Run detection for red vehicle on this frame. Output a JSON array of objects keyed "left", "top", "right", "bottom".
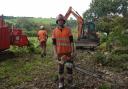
[
  {"left": 0, "top": 15, "right": 29, "bottom": 52},
  {"left": 65, "top": 7, "right": 99, "bottom": 49}
]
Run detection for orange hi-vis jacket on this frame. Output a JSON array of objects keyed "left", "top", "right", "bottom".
[
  {"left": 37, "top": 30, "right": 47, "bottom": 42},
  {"left": 52, "top": 27, "right": 72, "bottom": 54}
]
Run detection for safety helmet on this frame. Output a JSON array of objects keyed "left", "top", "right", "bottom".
[
  {"left": 40, "top": 25, "right": 44, "bottom": 30},
  {"left": 56, "top": 14, "right": 65, "bottom": 24}
]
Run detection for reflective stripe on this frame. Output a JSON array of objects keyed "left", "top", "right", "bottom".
[
  {"left": 56, "top": 37, "right": 70, "bottom": 46},
  {"left": 57, "top": 42, "right": 71, "bottom": 46}
]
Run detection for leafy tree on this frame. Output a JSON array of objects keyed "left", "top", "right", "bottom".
[
  {"left": 16, "top": 18, "right": 38, "bottom": 30},
  {"left": 66, "top": 18, "right": 77, "bottom": 29},
  {"left": 96, "top": 16, "right": 113, "bottom": 35},
  {"left": 107, "top": 16, "right": 128, "bottom": 46},
  {"left": 83, "top": 0, "right": 128, "bottom": 18}
]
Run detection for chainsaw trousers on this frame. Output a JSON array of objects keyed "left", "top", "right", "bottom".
[{"left": 58, "top": 61, "right": 73, "bottom": 84}]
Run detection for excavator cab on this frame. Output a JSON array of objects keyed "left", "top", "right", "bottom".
[{"left": 84, "top": 21, "right": 98, "bottom": 41}]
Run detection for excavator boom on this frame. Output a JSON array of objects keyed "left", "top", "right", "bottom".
[{"left": 64, "top": 7, "right": 84, "bottom": 39}]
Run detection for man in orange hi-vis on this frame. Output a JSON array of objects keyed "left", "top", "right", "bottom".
[
  {"left": 37, "top": 26, "right": 48, "bottom": 57},
  {"left": 52, "top": 14, "right": 75, "bottom": 89}
]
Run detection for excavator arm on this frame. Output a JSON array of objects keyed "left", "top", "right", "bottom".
[{"left": 64, "top": 7, "right": 84, "bottom": 39}]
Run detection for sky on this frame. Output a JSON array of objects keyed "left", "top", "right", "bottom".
[{"left": 0, "top": 0, "right": 92, "bottom": 18}]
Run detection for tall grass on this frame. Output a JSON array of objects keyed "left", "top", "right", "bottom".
[
  {"left": 0, "top": 37, "right": 54, "bottom": 88},
  {"left": 9, "top": 37, "right": 52, "bottom": 55}
]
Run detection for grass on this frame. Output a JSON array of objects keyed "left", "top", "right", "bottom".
[
  {"left": 0, "top": 55, "right": 40, "bottom": 86},
  {"left": 99, "top": 83, "right": 110, "bottom": 89},
  {"left": 0, "top": 37, "right": 54, "bottom": 88}
]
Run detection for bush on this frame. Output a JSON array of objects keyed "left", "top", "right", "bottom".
[
  {"left": 25, "top": 31, "right": 37, "bottom": 37},
  {"left": 99, "top": 83, "right": 110, "bottom": 89},
  {"left": 9, "top": 37, "right": 41, "bottom": 55},
  {"left": 94, "top": 52, "right": 107, "bottom": 65},
  {"left": 111, "top": 47, "right": 128, "bottom": 55},
  {"left": 98, "top": 42, "right": 107, "bottom": 52},
  {"left": 105, "top": 54, "right": 128, "bottom": 70},
  {"left": 94, "top": 51, "right": 128, "bottom": 70},
  {"left": 100, "top": 33, "right": 108, "bottom": 43}
]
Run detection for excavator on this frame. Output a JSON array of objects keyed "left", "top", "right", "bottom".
[{"left": 64, "top": 7, "right": 99, "bottom": 49}]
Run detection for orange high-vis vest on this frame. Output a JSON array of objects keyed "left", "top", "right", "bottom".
[
  {"left": 37, "top": 30, "right": 47, "bottom": 42},
  {"left": 52, "top": 27, "right": 72, "bottom": 54}
]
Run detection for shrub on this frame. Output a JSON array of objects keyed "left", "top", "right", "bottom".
[
  {"left": 94, "top": 52, "right": 107, "bottom": 65},
  {"left": 9, "top": 37, "right": 41, "bottom": 55},
  {"left": 98, "top": 42, "right": 107, "bottom": 52},
  {"left": 111, "top": 47, "right": 128, "bottom": 55},
  {"left": 99, "top": 83, "right": 110, "bottom": 89}
]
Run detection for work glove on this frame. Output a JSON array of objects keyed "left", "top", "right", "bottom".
[{"left": 58, "top": 60, "right": 64, "bottom": 64}]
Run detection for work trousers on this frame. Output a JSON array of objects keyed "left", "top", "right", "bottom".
[{"left": 58, "top": 60, "right": 73, "bottom": 84}]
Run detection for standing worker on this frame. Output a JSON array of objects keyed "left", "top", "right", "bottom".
[
  {"left": 52, "top": 14, "right": 75, "bottom": 89},
  {"left": 37, "top": 25, "right": 48, "bottom": 57}
]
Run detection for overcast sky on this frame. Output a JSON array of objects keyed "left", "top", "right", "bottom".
[{"left": 0, "top": 0, "right": 92, "bottom": 18}]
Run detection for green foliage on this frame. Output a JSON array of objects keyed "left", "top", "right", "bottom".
[
  {"left": 98, "top": 42, "right": 107, "bottom": 52},
  {"left": 100, "top": 33, "right": 108, "bottom": 43},
  {"left": 106, "top": 54, "right": 128, "bottom": 70},
  {"left": 95, "top": 15, "right": 128, "bottom": 50},
  {"left": 9, "top": 37, "right": 40, "bottom": 54},
  {"left": 4, "top": 16, "right": 77, "bottom": 38},
  {"left": 9, "top": 37, "right": 52, "bottom": 55},
  {"left": 15, "top": 18, "right": 38, "bottom": 30},
  {"left": 83, "top": 0, "right": 128, "bottom": 50},
  {"left": 4, "top": 16, "right": 56, "bottom": 32},
  {"left": 83, "top": 0, "right": 128, "bottom": 18},
  {"left": 111, "top": 47, "right": 128, "bottom": 55},
  {"left": 66, "top": 19, "right": 77, "bottom": 28},
  {"left": 0, "top": 37, "right": 54, "bottom": 88},
  {"left": 96, "top": 16, "right": 113, "bottom": 35},
  {"left": 94, "top": 51, "right": 128, "bottom": 70},
  {"left": 0, "top": 59, "right": 36, "bottom": 86},
  {"left": 0, "top": 55, "right": 50, "bottom": 87},
  {"left": 99, "top": 83, "right": 110, "bottom": 89},
  {"left": 24, "top": 30, "right": 37, "bottom": 37},
  {"left": 90, "top": 0, "right": 112, "bottom": 17},
  {"left": 107, "top": 17, "right": 128, "bottom": 47},
  {"left": 94, "top": 52, "right": 107, "bottom": 65}
]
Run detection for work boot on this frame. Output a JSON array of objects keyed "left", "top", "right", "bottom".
[
  {"left": 58, "top": 83, "right": 64, "bottom": 89},
  {"left": 67, "top": 82, "right": 75, "bottom": 89},
  {"left": 67, "top": 80, "right": 75, "bottom": 88},
  {"left": 67, "top": 76, "right": 75, "bottom": 89}
]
